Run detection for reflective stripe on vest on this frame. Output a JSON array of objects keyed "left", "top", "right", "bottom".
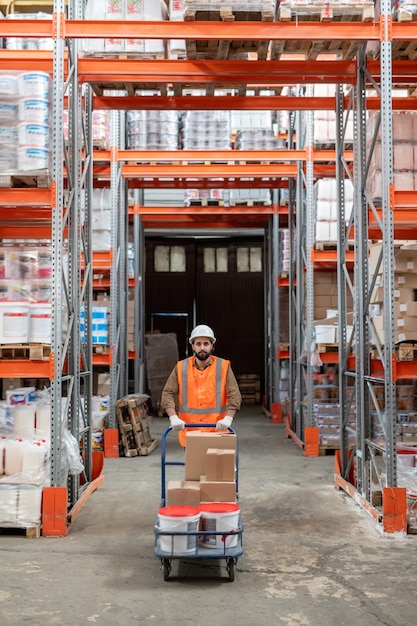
[{"left": 178, "top": 356, "right": 228, "bottom": 415}]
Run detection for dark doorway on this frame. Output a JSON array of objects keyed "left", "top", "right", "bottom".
[{"left": 145, "top": 236, "right": 265, "bottom": 396}]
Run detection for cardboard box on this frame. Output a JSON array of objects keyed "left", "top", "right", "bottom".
[
  {"left": 200, "top": 476, "right": 236, "bottom": 503},
  {"left": 185, "top": 431, "right": 237, "bottom": 481},
  {"left": 167, "top": 480, "right": 200, "bottom": 507},
  {"left": 206, "top": 448, "right": 235, "bottom": 482}
]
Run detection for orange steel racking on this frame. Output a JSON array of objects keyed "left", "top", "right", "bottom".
[{"left": 0, "top": 9, "right": 415, "bottom": 534}]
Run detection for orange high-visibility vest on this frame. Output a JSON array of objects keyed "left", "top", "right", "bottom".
[{"left": 177, "top": 355, "right": 230, "bottom": 446}]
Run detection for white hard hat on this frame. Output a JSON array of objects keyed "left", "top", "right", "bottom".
[{"left": 189, "top": 324, "right": 216, "bottom": 344}]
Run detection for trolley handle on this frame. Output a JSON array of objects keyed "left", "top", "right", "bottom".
[{"left": 160, "top": 423, "right": 237, "bottom": 506}]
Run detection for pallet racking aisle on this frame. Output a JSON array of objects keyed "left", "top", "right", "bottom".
[{"left": 1, "top": 1, "right": 417, "bottom": 534}]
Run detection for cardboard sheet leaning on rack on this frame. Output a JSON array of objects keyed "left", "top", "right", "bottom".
[{"left": 115, "top": 393, "right": 159, "bottom": 457}]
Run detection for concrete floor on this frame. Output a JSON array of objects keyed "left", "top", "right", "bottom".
[{"left": 1, "top": 405, "right": 417, "bottom": 625}]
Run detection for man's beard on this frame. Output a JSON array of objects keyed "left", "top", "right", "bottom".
[{"left": 197, "top": 351, "right": 209, "bottom": 361}]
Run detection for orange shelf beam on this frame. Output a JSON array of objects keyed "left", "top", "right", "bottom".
[{"left": 0, "top": 360, "right": 51, "bottom": 378}]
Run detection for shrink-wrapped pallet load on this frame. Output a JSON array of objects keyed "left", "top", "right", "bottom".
[{"left": 82, "top": 0, "right": 168, "bottom": 56}]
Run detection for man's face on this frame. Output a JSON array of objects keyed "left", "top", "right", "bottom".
[{"left": 192, "top": 337, "right": 213, "bottom": 361}]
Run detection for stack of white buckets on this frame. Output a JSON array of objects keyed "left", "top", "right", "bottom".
[
  {"left": 0, "top": 69, "right": 50, "bottom": 172},
  {"left": 157, "top": 502, "right": 240, "bottom": 554}
]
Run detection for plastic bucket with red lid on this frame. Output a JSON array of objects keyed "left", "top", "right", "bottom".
[
  {"left": 157, "top": 506, "right": 200, "bottom": 554},
  {"left": 199, "top": 502, "right": 240, "bottom": 549}
]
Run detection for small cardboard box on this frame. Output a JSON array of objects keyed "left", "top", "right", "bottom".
[
  {"left": 206, "top": 448, "right": 235, "bottom": 482},
  {"left": 200, "top": 476, "right": 236, "bottom": 503},
  {"left": 185, "top": 431, "right": 237, "bottom": 481},
  {"left": 167, "top": 480, "right": 200, "bottom": 507}
]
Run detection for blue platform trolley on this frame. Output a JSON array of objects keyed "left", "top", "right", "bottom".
[{"left": 154, "top": 424, "right": 244, "bottom": 581}]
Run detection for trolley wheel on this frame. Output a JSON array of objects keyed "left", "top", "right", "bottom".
[
  {"left": 163, "top": 558, "right": 171, "bottom": 581},
  {"left": 227, "top": 558, "right": 235, "bottom": 582}
]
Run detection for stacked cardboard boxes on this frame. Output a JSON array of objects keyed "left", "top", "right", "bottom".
[
  {"left": 369, "top": 242, "right": 417, "bottom": 344},
  {"left": 167, "top": 431, "right": 237, "bottom": 505}
]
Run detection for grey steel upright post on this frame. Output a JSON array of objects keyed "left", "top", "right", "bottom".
[
  {"left": 133, "top": 189, "right": 146, "bottom": 394},
  {"left": 109, "top": 108, "right": 122, "bottom": 427},
  {"left": 380, "top": 0, "right": 397, "bottom": 488},
  {"left": 50, "top": 0, "right": 66, "bottom": 488}
]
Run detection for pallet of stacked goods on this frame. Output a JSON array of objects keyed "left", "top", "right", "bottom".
[
  {"left": 0, "top": 70, "right": 51, "bottom": 186},
  {"left": 367, "top": 111, "right": 417, "bottom": 205},
  {"left": 82, "top": 0, "right": 168, "bottom": 57},
  {"left": 0, "top": 387, "right": 85, "bottom": 536}
]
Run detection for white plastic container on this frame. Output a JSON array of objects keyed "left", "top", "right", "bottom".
[
  {"left": 18, "top": 98, "right": 49, "bottom": 123},
  {"left": 0, "top": 73, "right": 18, "bottom": 98},
  {"left": 157, "top": 506, "right": 200, "bottom": 554},
  {"left": 315, "top": 324, "right": 336, "bottom": 344},
  {"left": 21, "top": 440, "right": 49, "bottom": 474},
  {"left": 4, "top": 438, "right": 24, "bottom": 475},
  {"left": 18, "top": 147, "right": 49, "bottom": 171},
  {"left": 13, "top": 405, "right": 36, "bottom": 437},
  {"left": 18, "top": 123, "right": 49, "bottom": 148},
  {"left": 28, "top": 302, "right": 51, "bottom": 343},
  {"left": 199, "top": 503, "right": 240, "bottom": 549},
  {"left": 35, "top": 404, "right": 51, "bottom": 438},
  {"left": 0, "top": 302, "right": 29, "bottom": 343},
  {"left": 17, "top": 71, "right": 50, "bottom": 99}
]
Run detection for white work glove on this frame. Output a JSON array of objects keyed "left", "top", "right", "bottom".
[
  {"left": 169, "top": 415, "right": 185, "bottom": 431},
  {"left": 216, "top": 415, "right": 233, "bottom": 431}
]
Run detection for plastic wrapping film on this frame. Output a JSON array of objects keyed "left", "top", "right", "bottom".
[
  {"left": 0, "top": 434, "right": 50, "bottom": 526},
  {"left": 0, "top": 70, "right": 52, "bottom": 173},
  {"left": 82, "top": 0, "right": 168, "bottom": 56},
  {"left": 126, "top": 110, "right": 179, "bottom": 150},
  {"left": 367, "top": 112, "right": 417, "bottom": 202}
]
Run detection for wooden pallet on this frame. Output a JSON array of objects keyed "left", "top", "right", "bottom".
[
  {"left": 0, "top": 523, "right": 41, "bottom": 538},
  {"left": 115, "top": 394, "right": 159, "bottom": 457},
  {"left": 397, "top": 344, "right": 417, "bottom": 362},
  {"left": 184, "top": 6, "right": 274, "bottom": 61},
  {"left": 0, "top": 343, "right": 51, "bottom": 360},
  {"left": 272, "top": 2, "right": 374, "bottom": 60},
  {"left": 186, "top": 198, "right": 226, "bottom": 207},
  {"left": 237, "top": 374, "right": 261, "bottom": 404},
  {"left": 0, "top": 170, "right": 50, "bottom": 189},
  {"left": 228, "top": 198, "right": 272, "bottom": 207}
]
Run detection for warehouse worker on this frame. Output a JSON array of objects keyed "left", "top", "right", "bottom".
[{"left": 161, "top": 324, "right": 242, "bottom": 446}]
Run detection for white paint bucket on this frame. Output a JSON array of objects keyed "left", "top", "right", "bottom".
[
  {"left": 18, "top": 98, "right": 49, "bottom": 123},
  {"left": 18, "top": 147, "right": 49, "bottom": 171},
  {"left": 28, "top": 303, "right": 51, "bottom": 343},
  {"left": 199, "top": 503, "right": 240, "bottom": 549},
  {"left": 17, "top": 71, "right": 50, "bottom": 99},
  {"left": 0, "top": 102, "right": 18, "bottom": 124},
  {"left": 0, "top": 302, "right": 29, "bottom": 343},
  {"left": 157, "top": 506, "right": 200, "bottom": 554},
  {"left": 18, "top": 123, "right": 49, "bottom": 148},
  {"left": 0, "top": 74, "right": 18, "bottom": 98},
  {"left": 0, "top": 150, "right": 18, "bottom": 171}
]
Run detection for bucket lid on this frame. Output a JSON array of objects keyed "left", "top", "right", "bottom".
[
  {"left": 397, "top": 448, "right": 416, "bottom": 454},
  {"left": 199, "top": 502, "right": 240, "bottom": 514},
  {"left": 158, "top": 506, "right": 200, "bottom": 517}
]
